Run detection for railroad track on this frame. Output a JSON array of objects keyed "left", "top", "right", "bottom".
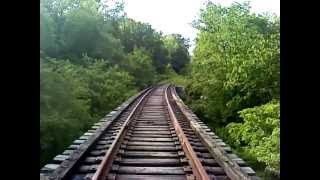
[{"left": 41, "top": 85, "right": 259, "bottom": 180}]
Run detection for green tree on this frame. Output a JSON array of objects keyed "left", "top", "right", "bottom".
[
  {"left": 81, "top": 58, "right": 137, "bottom": 117},
  {"left": 60, "top": 0, "right": 124, "bottom": 62},
  {"left": 117, "top": 18, "right": 169, "bottom": 73},
  {"left": 40, "top": 56, "right": 138, "bottom": 168},
  {"left": 163, "top": 34, "right": 190, "bottom": 73},
  {"left": 189, "top": 2, "right": 279, "bottom": 125},
  {"left": 125, "top": 48, "right": 157, "bottom": 88},
  {"left": 40, "top": 0, "right": 191, "bottom": 169},
  {"left": 184, "top": 2, "right": 279, "bottom": 176},
  {"left": 40, "top": 4, "right": 58, "bottom": 56},
  {"left": 40, "top": 58, "right": 92, "bottom": 167},
  {"left": 226, "top": 100, "right": 280, "bottom": 174}
]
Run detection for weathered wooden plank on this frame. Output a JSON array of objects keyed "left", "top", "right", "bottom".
[
  {"left": 135, "top": 123, "right": 168, "bottom": 125},
  {"left": 223, "top": 146, "right": 232, "bottom": 152},
  {"left": 43, "top": 164, "right": 60, "bottom": 171},
  {"left": 84, "top": 132, "right": 94, "bottom": 136},
  {"left": 140, "top": 113, "right": 165, "bottom": 116},
  {"left": 200, "top": 158, "right": 220, "bottom": 166},
  {"left": 127, "top": 141, "right": 175, "bottom": 146},
  {"left": 227, "top": 154, "right": 239, "bottom": 159},
  {"left": 116, "top": 166, "right": 185, "bottom": 175},
  {"left": 90, "top": 150, "right": 106, "bottom": 156},
  {"left": 130, "top": 134, "right": 171, "bottom": 138},
  {"left": 68, "top": 144, "right": 80, "bottom": 149},
  {"left": 78, "top": 165, "right": 99, "bottom": 173},
  {"left": 133, "top": 127, "right": 170, "bottom": 131},
  {"left": 139, "top": 115, "right": 166, "bottom": 117},
  {"left": 133, "top": 125, "right": 169, "bottom": 128},
  {"left": 73, "top": 139, "right": 86, "bottom": 144},
  {"left": 205, "top": 167, "right": 226, "bottom": 175},
  {"left": 84, "top": 157, "right": 103, "bottom": 164},
  {"left": 232, "top": 158, "right": 247, "bottom": 166},
  {"left": 140, "top": 109, "right": 165, "bottom": 111},
  {"left": 136, "top": 118, "right": 166, "bottom": 120},
  {"left": 189, "top": 142, "right": 204, "bottom": 146},
  {"left": 129, "top": 137, "right": 173, "bottom": 142},
  {"left": 192, "top": 146, "right": 209, "bottom": 152},
  {"left": 135, "top": 120, "right": 167, "bottom": 123},
  {"left": 240, "top": 167, "right": 256, "bottom": 175},
  {"left": 94, "top": 144, "right": 110, "bottom": 150},
  {"left": 91, "top": 125, "right": 100, "bottom": 129},
  {"left": 62, "top": 150, "right": 74, "bottom": 155},
  {"left": 126, "top": 145, "right": 176, "bottom": 151},
  {"left": 199, "top": 153, "right": 212, "bottom": 158},
  {"left": 109, "top": 174, "right": 187, "bottom": 180},
  {"left": 78, "top": 135, "right": 90, "bottom": 140},
  {"left": 53, "top": 155, "right": 69, "bottom": 162},
  {"left": 211, "top": 175, "right": 230, "bottom": 180},
  {"left": 132, "top": 131, "right": 171, "bottom": 135},
  {"left": 122, "top": 151, "right": 179, "bottom": 158},
  {"left": 119, "top": 158, "right": 181, "bottom": 166}
]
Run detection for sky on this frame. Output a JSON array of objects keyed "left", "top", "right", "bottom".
[{"left": 122, "top": 0, "right": 280, "bottom": 52}]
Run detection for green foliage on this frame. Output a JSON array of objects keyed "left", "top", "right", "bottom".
[
  {"left": 81, "top": 59, "right": 137, "bottom": 117},
  {"left": 40, "top": 58, "right": 92, "bottom": 167},
  {"left": 40, "top": 57, "right": 137, "bottom": 167},
  {"left": 158, "top": 64, "right": 190, "bottom": 87},
  {"left": 117, "top": 18, "right": 170, "bottom": 73},
  {"left": 226, "top": 100, "right": 280, "bottom": 174},
  {"left": 40, "top": 1, "right": 281, "bottom": 178},
  {"left": 163, "top": 34, "right": 190, "bottom": 73},
  {"left": 188, "top": 2, "right": 279, "bottom": 126},
  {"left": 40, "top": 0, "right": 192, "bottom": 168},
  {"left": 182, "top": 1, "right": 280, "bottom": 177},
  {"left": 40, "top": 4, "right": 58, "bottom": 56},
  {"left": 125, "top": 48, "right": 157, "bottom": 88},
  {"left": 60, "top": 0, "right": 124, "bottom": 62}
]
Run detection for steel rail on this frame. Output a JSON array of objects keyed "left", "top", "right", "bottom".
[
  {"left": 165, "top": 85, "right": 211, "bottom": 180},
  {"left": 170, "top": 85, "right": 253, "bottom": 180},
  {"left": 91, "top": 87, "right": 154, "bottom": 180},
  {"left": 46, "top": 87, "right": 153, "bottom": 180}
]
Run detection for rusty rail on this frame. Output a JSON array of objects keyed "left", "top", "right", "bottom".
[
  {"left": 41, "top": 84, "right": 258, "bottom": 180},
  {"left": 170, "top": 85, "right": 254, "bottom": 180},
  {"left": 45, "top": 87, "right": 153, "bottom": 180},
  {"left": 165, "top": 85, "right": 211, "bottom": 180},
  {"left": 91, "top": 87, "right": 154, "bottom": 180}
]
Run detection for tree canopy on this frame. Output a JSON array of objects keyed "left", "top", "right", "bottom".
[
  {"left": 40, "top": 0, "right": 190, "bottom": 168},
  {"left": 186, "top": 2, "right": 279, "bottom": 176},
  {"left": 163, "top": 2, "right": 279, "bottom": 177}
]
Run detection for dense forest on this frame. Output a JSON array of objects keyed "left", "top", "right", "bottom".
[
  {"left": 40, "top": 0, "right": 190, "bottom": 168},
  {"left": 40, "top": 0, "right": 279, "bottom": 179},
  {"left": 165, "top": 2, "right": 280, "bottom": 178}
]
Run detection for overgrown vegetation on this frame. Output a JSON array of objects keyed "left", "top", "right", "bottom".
[
  {"left": 226, "top": 100, "right": 280, "bottom": 175},
  {"left": 181, "top": 1, "right": 279, "bottom": 178},
  {"left": 40, "top": 0, "right": 190, "bottom": 168},
  {"left": 40, "top": 0, "right": 279, "bottom": 178},
  {"left": 163, "top": 1, "right": 280, "bottom": 178}
]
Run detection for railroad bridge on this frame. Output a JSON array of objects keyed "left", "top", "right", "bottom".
[{"left": 40, "top": 85, "right": 259, "bottom": 180}]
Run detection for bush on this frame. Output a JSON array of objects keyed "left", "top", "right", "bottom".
[
  {"left": 40, "top": 57, "right": 137, "bottom": 167},
  {"left": 125, "top": 48, "right": 157, "bottom": 88},
  {"left": 188, "top": 2, "right": 279, "bottom": 126},
  {"left": 226, "top": 100, "right": 280, "bottom": 174},
  {"left": 40, "top": 59, "right": 92, "bottom": 167}
]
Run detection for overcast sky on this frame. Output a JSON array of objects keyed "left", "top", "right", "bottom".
[{"left": 122, "top": 0, "right": 280, "bottom": 52}]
